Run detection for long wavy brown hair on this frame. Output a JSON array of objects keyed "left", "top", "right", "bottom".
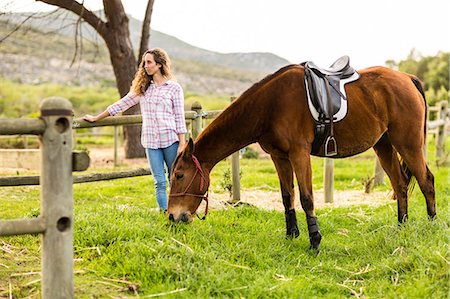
[{"left": 131, "top": 48, "right": 173, "bottom": 95}]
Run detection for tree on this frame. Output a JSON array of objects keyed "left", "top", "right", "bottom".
[
  {"left": 389, "top": 50, "right": 450, "bottom": 106},
  {"left": 34, "top": 0, "right": 155, "bottom": 158}
]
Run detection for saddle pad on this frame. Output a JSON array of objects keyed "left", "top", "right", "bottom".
[{"left": 305, "top": 71, "right": 359, "bottom": 123}]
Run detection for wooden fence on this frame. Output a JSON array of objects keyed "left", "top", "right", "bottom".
[
  {"left": 0, "top": 97, "right": 75, "bottom": 298},
  {"left": 427, "top": 101, "right": 449, "bottom": 163},
  {"left": 0, "top": 98, "right": 231, "bottom": 298}
]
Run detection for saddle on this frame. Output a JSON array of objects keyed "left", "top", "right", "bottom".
[{"left": 302, "top": 56, "right": 360, "bottom": 156}]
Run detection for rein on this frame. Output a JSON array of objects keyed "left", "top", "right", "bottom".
[{"left": 169, "top": 154, "right": 209, "bottom": 220}]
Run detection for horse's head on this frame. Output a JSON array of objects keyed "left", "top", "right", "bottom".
[{"left": 168, "top": 139, "right": 210, "bottom": 223}]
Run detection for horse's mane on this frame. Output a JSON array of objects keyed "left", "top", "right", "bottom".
[{"left": 238, "top": 64, "right": 300, "bottom": 99}]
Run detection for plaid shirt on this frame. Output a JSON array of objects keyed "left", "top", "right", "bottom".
[{"left": 107, "top": 80, "right": 187, "bottom": 149}]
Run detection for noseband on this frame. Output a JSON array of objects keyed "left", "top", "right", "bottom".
[{"left": 169, "top": 154, "right": 209, "bottom": 220}]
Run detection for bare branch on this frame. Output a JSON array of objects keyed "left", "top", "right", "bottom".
[
  {"left": 70, "top": 13, "right": 81, "bottom": 67},
  {"left": 0, "top": 13, "right": 34, "bottom": 43},
  {"left": 70, "top": 0, "right": 85, "bottom": 68},
  {"left": 138, "top": 0, "right": 155, "bottom": 65},
  {"left": 37, "top": 0, "right": 107, "bottom": 37}
]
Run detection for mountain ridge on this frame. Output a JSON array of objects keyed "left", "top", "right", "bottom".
[
  {"left": 0, "top": 10, "right": 291, "bottom": 95},
  {"left": 2, "top": 10, "right": 290, "bottom": 72}
]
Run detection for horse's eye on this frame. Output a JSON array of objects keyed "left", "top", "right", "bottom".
[{"left": 175, "top": 173, "right": 184, "bottom": 180}]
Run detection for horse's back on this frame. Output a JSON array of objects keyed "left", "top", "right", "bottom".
[
  {"left": 350, "top": 66, "right": 426, "bottom": 120},
  {"left": 303, "top": 66, "right": 426, "bottom": 157},
  {"left": 253, "top": 64, "right": 426, "bottom": 158}
]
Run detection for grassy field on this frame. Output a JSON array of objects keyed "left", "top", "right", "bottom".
[
  {"left": 0, "top": 139, "right": 449, "bottom": 298},
  {"left": 0, "top": 77, "right": 232, "bottom": 120}
]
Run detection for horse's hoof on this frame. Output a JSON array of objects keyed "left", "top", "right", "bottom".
[
  {"left": 429, "top": 214, "right": 437, "bottom": 220},
  {"left": 398, "top": 214, "right": 408, "bottom": 223},
  {"left": 309, "top": 231, "right": 322, "bottom": 250},
  {"left": 285, "top": 209, "right": 299, "bottom": 238},
  {"left": 286, "top": 226, "right": 300, "bottom": 239}
]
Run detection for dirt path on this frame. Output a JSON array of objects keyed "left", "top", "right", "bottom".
[
  {"left": 202, "top": 189, "right": 392, "bottom": 212},
  {"left": 89, "top": 148, "right": 394, "bottom": 211},
  {"left": 85, "top": 148, "right": 392, "bottom": 211}
]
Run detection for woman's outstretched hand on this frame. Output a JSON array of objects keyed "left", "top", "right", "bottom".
[
  {"left": 82, "top": 114, "right": 97, "bottom": 123},
  {"left": 82, "top": 110, "right": 110, "bottom": 123}
]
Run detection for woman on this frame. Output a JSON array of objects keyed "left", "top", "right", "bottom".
[{"left": 83, "top": 48, "right": 187, "bottom": 212}]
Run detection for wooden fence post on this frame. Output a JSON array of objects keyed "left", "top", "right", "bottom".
[
  {"left": 425, "top": 103, "right": 430, "bottom": 159},
  {"left": 114, "top": 126, "right": 119, "bottom": 166},
  {"left": 230, "top": 97, "right": 241, "bottom": 202},
  {"left": 435, "top": 101, "right": 448, "bottom": 161},
  {"left": 231, "top": 153, "right": 241, "bottom": 202},
  {"left": 324, "top": 158, "right": 334, "bottom": 203},
  {"left": 191, "top": 101, "right": 203, "bottom": 140},
  {"left": 40, "top": 97, "right": 74, "bottom": 299},
  {"left": 373, "top": 158, "right": 384, "bottom": 187}
]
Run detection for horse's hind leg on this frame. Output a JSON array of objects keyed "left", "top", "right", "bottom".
[
  {"left": 416, "top": 164, "right": 436, "bottom": 219},
  {"left": 394, "top": 144, "right": 436, "bottom": 220},
  {"left": 289, "top": 148, "right": 322, "bottom": 249},
  {"left": 271, "top": 155, "right": 299, "bottom": 238},
  {"left": 373, "top": 134, "right": 410, "bottom": 222}
]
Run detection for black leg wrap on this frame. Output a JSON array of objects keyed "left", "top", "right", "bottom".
[
  {"left": 307, "top": 217, "right": 322, "bottom": 250},
  {"left": 285, "top": 209, "right": 299, "bottom": 238}
]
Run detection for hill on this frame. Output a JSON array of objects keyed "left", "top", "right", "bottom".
[{"left": 0, "top": 10, "right": 291, "bottom": 95}]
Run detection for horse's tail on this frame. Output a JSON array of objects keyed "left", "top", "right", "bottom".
[
  {"left": 410, "top": 75, "right": 427, "bottom": 143},
  {"left": 401, "top": 75, "right": 427, "bottom": 195}
]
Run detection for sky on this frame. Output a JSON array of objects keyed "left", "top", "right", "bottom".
[{"left": 1, "top": 0, "right": 449, "bottom": 69}]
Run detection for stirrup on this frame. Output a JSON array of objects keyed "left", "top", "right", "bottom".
[{"left": 325, "top": 136, "right": 337, "bottom": 156}]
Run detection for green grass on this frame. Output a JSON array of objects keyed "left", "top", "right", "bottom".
[
  {"left": 0, "top": 141, "right": 449, "bottom": 298},
  {"left": 0, "top": 78, "right": 120, "bottom": 118},
  {"left": 0, "top": 77, "right": 232, "bottom": 120}
]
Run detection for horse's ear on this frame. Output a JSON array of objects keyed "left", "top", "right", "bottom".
[{"left": 186, "top": 138, "right": 195, "bottom": 155}]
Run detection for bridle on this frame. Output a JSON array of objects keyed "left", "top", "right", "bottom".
[{"left": 169, "top": 154, "right": 209, "bottom": 220}]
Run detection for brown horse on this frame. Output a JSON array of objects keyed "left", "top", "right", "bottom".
[{"left": 168, "top": 64, "right": 436, "bottom": 249}]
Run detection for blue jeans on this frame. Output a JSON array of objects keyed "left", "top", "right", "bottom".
[{"left": 145, "top": 142, "right": 179, "bottom": 210}]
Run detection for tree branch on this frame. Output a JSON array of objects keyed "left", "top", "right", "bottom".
[
  {"left": 0, "top": 13, "right": 34, "bottom": 43},
  {"left": 138, "top": 0, "right": 155, "bottom": 65},
  {"left": 70, "top": 11, "right": 83, "bottom": 67},
  {"left": 102, "top": 0, "right": 128, "bottom": 28},
  {"left": 36, "top": 0, "right": 107, "bottom": 37}
]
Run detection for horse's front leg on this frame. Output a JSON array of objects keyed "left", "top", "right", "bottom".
[
  {"left": 271, "top": 155, "right": 299, "bottom": 238},
  {"left": 290, "top": 149, "right": 322, "bottom": 250}
]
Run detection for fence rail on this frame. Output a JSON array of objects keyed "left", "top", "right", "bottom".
[
  {"left": 0, "top": 168, "right": 151, "bottom": 186},
  {"left": 0, "top": 118, "right": 46, "bottom": 135}
]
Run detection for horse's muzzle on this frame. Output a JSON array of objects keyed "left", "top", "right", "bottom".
[{"left": 168, "top": 212, "right": 192, "bottom": 223}]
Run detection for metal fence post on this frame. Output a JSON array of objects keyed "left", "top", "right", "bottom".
[{"left": 40, "top": 97, "right": 74, "bottom": 299}]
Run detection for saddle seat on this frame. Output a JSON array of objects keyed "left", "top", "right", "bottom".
[{"left": 305, "top": 55, "right": 355, "bottom": 78}]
